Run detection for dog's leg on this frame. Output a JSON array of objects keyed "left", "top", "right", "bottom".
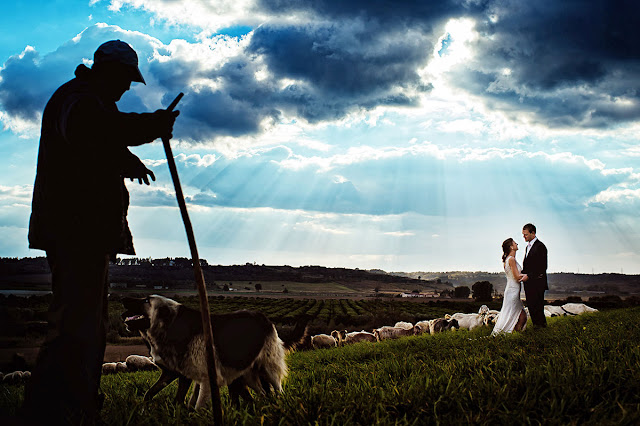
[
  {"left": 229, "top": 377, "right": 253, "bottom": 406},
  {"left": 195, "top": 382, "right": 211, "bottom": 410},
  {"left": 188, "top": 383, "right": 200, "bottom": 409},
  {"left": 144, "top": 367, "right": 180, "bottom": 402},
  {"left": 175, "top": 375, "right": 192, "bottom": 405}
]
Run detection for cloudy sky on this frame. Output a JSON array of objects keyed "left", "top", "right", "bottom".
[{"left": 1, "top": 0, "right": 639, "bottom": 274}]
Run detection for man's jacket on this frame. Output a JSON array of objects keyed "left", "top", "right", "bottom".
[{"left": 29, "top": 64, "right": 162, "bottom": 255}]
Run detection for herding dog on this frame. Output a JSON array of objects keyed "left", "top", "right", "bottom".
[{"left": 121, "top": 295, "right": 304, "bottom": 409}]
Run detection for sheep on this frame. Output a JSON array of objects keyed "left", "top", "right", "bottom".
[
  {"left": 343, "top": 330, "right": 377, "bottom": 344},
  {"left": 102, "top": 362, "right": 118, "bottom": 375},
  {"left": 484, "top": 310, "right": 500, "bottom": 326},
  {"left": 544, "top": 305, "right": 567, "bottom": 317},
  {"left": 446, "top": 307, "right": 493, "bottom": 331},
  {"left": 116, "top": 361, "right": 128, "bottom": 373},
  {"left": 394, "top": 321, "right": 414, "bottom": 330},
  {"left": 331, "top": 329, "right": 346, "bottom": 346},
  {"left": 430, "top": 318, "right": 458, "bottom": 334},
  {"left": 373, "top": 326, "right": 414, "bottom": 341},
  {"left": 562, "top": 303, "right": 598, "bottom": 315},
  {"left": 445, "top": 312, "right": 486, "bottom": 330},
  {"left": 311, "top": 333, "right": 338, "bottom": 349},
  {"left": 414, "top": 320, "right": 433, "bottom": 335},
  {"left": 478, "top": 305, "right": 490, "bottom": 315},
  {"left": 125, "top": 355, "right": 158, "bottom": 371},
  {"left": 2, "top": 370, "right": 31, "bottom": 384}
]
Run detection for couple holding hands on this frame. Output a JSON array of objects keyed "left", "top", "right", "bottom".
[{"left": 492, "top": 223, "right": 548, "bottom": 335}]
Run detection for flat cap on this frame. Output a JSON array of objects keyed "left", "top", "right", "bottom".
[{"left": 94, "top": 40, "right": 145, "bottom": 84}]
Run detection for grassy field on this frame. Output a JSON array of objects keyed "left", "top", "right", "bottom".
[{"left": 2, "top": 307, "right": 639, "bottom": 425}]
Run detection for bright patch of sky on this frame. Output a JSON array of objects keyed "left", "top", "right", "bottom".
[{"left": 1, "top": 0, "right": 639, "bottom": 274}]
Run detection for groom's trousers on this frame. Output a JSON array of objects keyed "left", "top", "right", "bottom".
[{"left": 524, "top": 281, "right": 547, "bottom": 328}]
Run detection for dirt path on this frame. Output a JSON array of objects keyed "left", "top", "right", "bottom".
[{"left": 1, "top": 345, "right": 150, "bottom": 371}]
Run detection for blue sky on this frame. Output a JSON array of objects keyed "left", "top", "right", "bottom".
[{"left": 1, "top": 0, "right": 639, "bottom": 274}]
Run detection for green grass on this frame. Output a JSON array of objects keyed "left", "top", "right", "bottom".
[{"left": 2, "top": 308, "right": 639, "bottom": 425}]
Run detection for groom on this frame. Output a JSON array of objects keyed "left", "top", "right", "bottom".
[{"left": 521, "top": 223, "right": 548, "bottom": 328}]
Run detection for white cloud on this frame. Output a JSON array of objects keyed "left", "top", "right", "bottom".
[
  {"left": 625, "top": 146, "right": 640, "bottom": 157},
  {"left": 0, "top": 184, "right": 32, "bottom": 202},
  {"left": 106, "top": 0, "right": 264, "bottom": 34},
  {"left": 0, "top": 111, "right": 40, "bottom": 137},
  {"left": 384, "top": 231, "right": 415, "bottom": 237},
  {"left": 175, "top": 153, "right": 218, "bottom": 167},
  {"left": 590, "top": 188, "right": 640, "bottom": 204}
]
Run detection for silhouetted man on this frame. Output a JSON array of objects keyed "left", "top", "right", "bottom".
[
  {"left": 22, "top": 40, "right": 179, "bottom": 425},
  {"left": 521, "top": 223, "right": 548, "bottom": 328}
]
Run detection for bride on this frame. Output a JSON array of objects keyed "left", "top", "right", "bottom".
[{"left": 492, "top": 238, "right": 529, "bottom": 335}]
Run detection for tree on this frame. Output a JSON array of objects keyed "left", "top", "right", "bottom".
[
  {"left": 472, "top": 281, "right": 493, "bottom": 302},
  {"left": 255, "top": 283, "right": 262, "bottom": 292},
  {"left": 439, "top": 289, "right": 454, "bottom": 298},
  {"left": 454, "top": 286, "right": 471, "bottom": 299}
]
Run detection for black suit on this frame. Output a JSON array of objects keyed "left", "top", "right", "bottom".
[{"left": 522, "top": 239, "right": 548, "bottom": 327}]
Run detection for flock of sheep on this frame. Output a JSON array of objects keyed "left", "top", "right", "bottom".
[
  {"left": 309, "top": 302, "right": 598, "bottom": 349},
  {"left": 1, "top": 303, "right": 598, "bottom": 384},
  {"left": 0, "top": 354, "right": 158, "bottom": 386},
  {"left": 0, "top": 370, "right": 31, "bottom": 385}
]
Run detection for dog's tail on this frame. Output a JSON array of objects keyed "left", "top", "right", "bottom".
[{"left": 279, "top": 320, "right": 310, "bottom": 353}]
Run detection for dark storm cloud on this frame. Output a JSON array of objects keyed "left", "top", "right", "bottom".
[
  {"left": 248, "top": 24, "right": 431, "bottom": 97},
  {"left": 253, "top": 0, "right": 640, "bottom": 129},
  {"left": 477, "top": 0, "right": 639, "bottom": 90},
  {"left": 3, "top": 0, "right": 639, "bottom": 140},
  {"left": 257, "top": 0, "right": 478, "bottom": 27},
  {"left": 0, "top": 47, "right": 68, "bottom": 122},
  {"left": 147, "top": 23, "right": 433, "bottom": 142},
  {"left": 459, "top": 0, "right": 640, "bottom": 128}
]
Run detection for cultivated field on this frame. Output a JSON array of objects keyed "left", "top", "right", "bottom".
[{"left": 1, "top": 306, "right": 639, "bottom": 425}]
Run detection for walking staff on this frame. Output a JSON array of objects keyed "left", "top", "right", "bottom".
[{"left": 162, "top": 93, "right": 224, "bottom": 424}]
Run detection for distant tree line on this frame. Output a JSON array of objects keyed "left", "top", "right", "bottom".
[{"left": 438, "top": 281, "right": 494, "bottom": 302}]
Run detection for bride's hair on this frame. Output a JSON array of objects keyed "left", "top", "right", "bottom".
[{"left": 502, "top": 238, "right": 514, "bottom": 263}]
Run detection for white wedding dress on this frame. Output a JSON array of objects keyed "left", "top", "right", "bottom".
[{"left": 492, "top": 256, "right": 526, "bottom": 335}]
